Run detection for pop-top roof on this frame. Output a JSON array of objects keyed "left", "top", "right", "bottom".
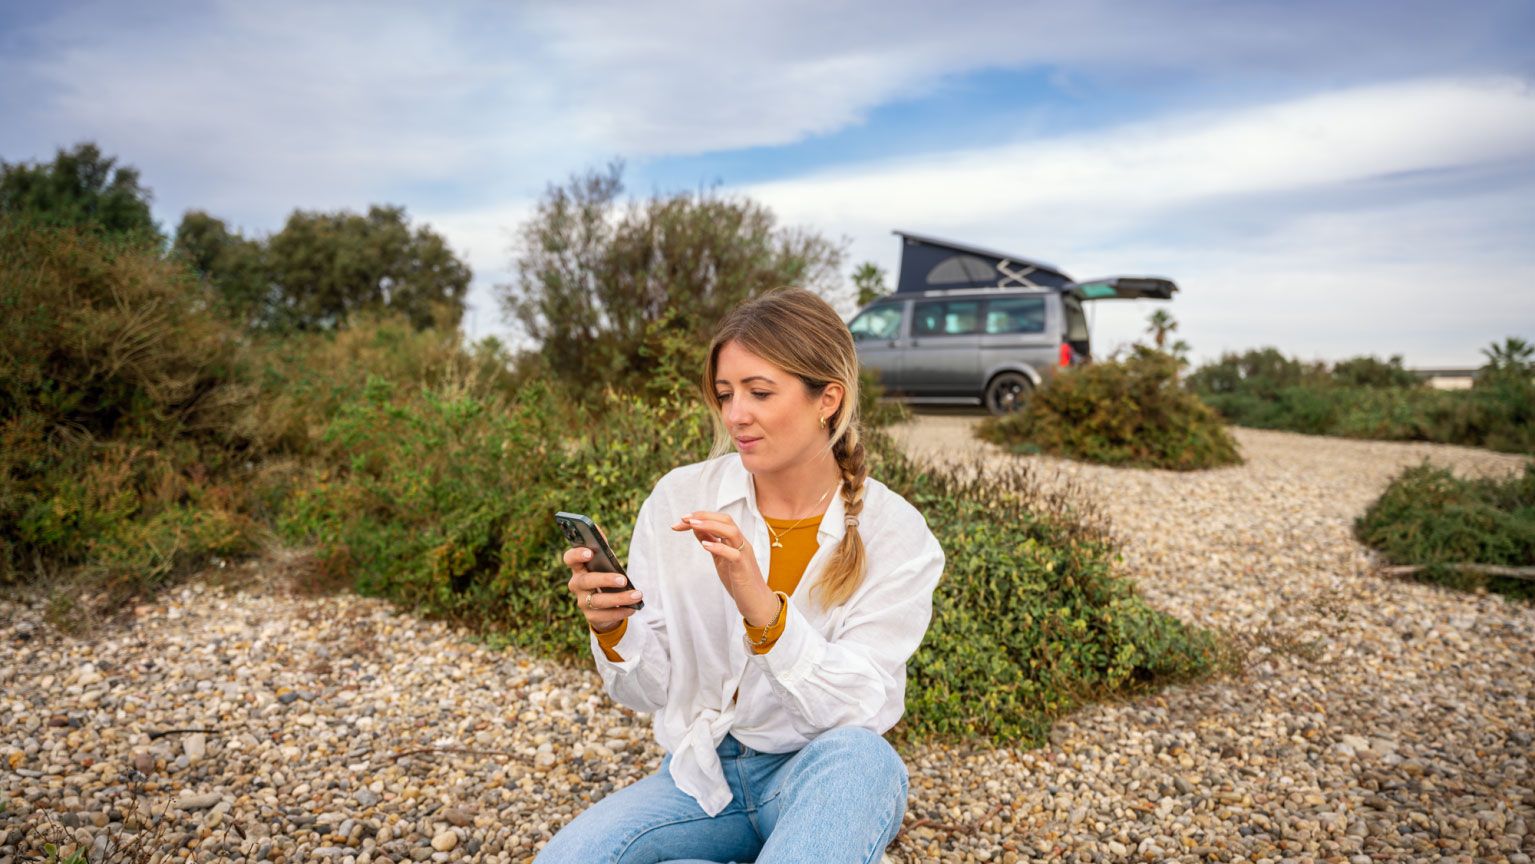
[
  {"left": 892, "top": 230, "right": 1177, "bottom": 300},
  {"left": 894, "top": 231, "right": 1073, "bottom": 293}
]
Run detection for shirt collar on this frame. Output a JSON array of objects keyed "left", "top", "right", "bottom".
[{"left": 715, "top": 454, "right": 848, "bottom": 545}]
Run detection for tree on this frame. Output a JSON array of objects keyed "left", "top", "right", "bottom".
[
  {"left": 173, "top": 210, "right": 270, "bottom": 327},
  {"left": 1145, "top": 309, "right": 1178, "bottom": 350},
  {"left": 852, "top": 261, "right": 888, "bottom": 306},
  {"left": 0, "top": 142, "right": 163, "bottom": 246},
  {"left": 1481, "top": 336, "right": 1534, "bottom": 374},
  {"left": 263, "top": 204, "right": 470, "bottom": 331},
  {"left": 502, "top": 164, "right": 845, "bottom": 385}
]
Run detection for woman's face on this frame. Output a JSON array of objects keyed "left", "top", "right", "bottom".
[{"left": 713, "top": 340, "right": 842, "bottom": 475}]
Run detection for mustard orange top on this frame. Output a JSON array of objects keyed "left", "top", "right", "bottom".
[{"left": 594, "top": 512, "right": 823, "bottom": 662}]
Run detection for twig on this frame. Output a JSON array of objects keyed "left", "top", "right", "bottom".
[
  {"left": 146, "top": 727, "right": 220, "bottom": 740},
  {"left": 897, "top": 802, "right": 1004, "bottom": 839},
  {"left": 1378, "top": 563, "right": 1535, "bottom": 583},
  {"left": 390, "top": 746, "right": 525, "bottom": 761}
]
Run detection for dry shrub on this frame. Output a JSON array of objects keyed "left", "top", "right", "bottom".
[{"left": 1, "top": 220, "right": 259, "bottom": 600}]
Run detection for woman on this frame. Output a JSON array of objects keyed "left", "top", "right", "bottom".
[{"left": 538, "top": 288, "right": 945, "bottom": 864}]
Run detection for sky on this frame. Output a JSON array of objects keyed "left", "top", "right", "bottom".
[{"left": 3, "top": 0, "right": 1533, "bottom": 367}]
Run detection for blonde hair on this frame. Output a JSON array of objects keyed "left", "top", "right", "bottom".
[{"left": 703, "top": 288, "right": 867, "bottom": 610}]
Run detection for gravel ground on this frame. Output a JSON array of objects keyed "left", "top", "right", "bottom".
[{"left": 3, "top": 419, "right": 1532, "bottom": 863}]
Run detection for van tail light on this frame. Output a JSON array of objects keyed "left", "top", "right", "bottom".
[{"left": 1059, "top": 344, "right": 1072, "bottom": 367}]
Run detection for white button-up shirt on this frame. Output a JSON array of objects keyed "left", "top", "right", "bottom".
[{"left": 589, "top": 452, "right": 945, "bottom": 816}]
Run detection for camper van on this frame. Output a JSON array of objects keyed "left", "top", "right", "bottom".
[{"left": 849, "top": 231, "right": 1178, "bottom": 414}]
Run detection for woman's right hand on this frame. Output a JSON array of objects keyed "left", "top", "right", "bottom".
[{"left": 564, "top": 546, "right": 643, "bottom": 633}]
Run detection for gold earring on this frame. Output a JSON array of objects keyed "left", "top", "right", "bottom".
[{"left": 819, "top": 415, "right": 827, "bottom": 429}]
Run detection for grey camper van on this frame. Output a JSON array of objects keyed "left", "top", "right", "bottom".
[{"left": 849, "top": 232, "right": 1178, "bottom": 414}]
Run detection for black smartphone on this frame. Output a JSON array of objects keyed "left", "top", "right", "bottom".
[{"left": 554, "top": 511, "right": 643, "bottom": 611}]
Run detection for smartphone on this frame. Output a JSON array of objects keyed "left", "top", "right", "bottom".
[{"left": 554, "top": 511, "right": 643, "bottom": 611}]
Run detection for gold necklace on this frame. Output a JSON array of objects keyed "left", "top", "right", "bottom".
[{"left": 763, "top": 485, "right": 837, "bottom": 549}]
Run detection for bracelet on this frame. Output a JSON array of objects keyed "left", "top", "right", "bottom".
[{"left": 747, "top": 591, "right": 788, "bottom": 647}]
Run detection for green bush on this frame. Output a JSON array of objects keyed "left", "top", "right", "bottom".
[
  {"left": 1189, "top": 346, "right": 1535, "bottom": 453},
  {"left": 1355, "top": 462, "right": 1535, "bottom": 601},
  {"left": 0, "top": 220, "right": 258, "bottom": 593},
  {"left": 1331, "top": 354, "right": 1420, "bottom": 389},
  {"left": 276, "top": 376, "right": 715, "bottom": 658},
  {"left": 977, "top": 350, "right": 1242, "bottom": 471}
]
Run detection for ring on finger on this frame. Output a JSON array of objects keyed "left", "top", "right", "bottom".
[
  {"left": 734, "top": 538, "right": 746, "bottom": 551},
  {"left": 585, "top": 590, "right": 597, "bottom": 610}
]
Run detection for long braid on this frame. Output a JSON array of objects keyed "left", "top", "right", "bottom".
[{"left": 814, "top": 423, "right": 869, "bottom": 610}]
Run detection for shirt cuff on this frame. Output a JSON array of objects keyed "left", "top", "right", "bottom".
[
  {"left": 591, "top": 620, "right": 627, "bottom": 662},
  {"left": 743, "top": 592, "right": 788, "bottom": 655}
]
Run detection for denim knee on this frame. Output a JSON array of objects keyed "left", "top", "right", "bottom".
[{"left": 803, "top": 727, "right": 907, "bottom": 788}]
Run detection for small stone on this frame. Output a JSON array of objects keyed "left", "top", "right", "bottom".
[
  {"left": 442, "top": 807, "right": 472, "bottom": 827},
  {"left": 132, "top": 751, "right": 154, "bottom": 774},
  {"left": 183, "top": 733, "right": 207, "bottom": 762},
  {"left": 176, "top": 793, "right": 222, "bottom": 810},
  {"left": 431, "top": 831, "right": 458, "bottom": 852},
  {"left": 1339, "top": 734, "right": 1371, "bottom": 752}
]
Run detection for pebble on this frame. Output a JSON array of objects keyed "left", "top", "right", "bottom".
[
  {"left": 430, "top": 830, "right": 458, "bottom": 852},
  {"left": 183, "top": 732, "right": 206, "bottom": 762},
  {"left": 1, "top": 421, "right": 1530, "bottom": 864}
]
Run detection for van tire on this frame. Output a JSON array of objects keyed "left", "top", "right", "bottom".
[{"left": 984, "top": 372, "right": 1034, "bottom": 415}]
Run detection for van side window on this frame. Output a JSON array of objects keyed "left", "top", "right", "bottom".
[
  {"left": 913, "top": 300, "right": 981, "bottom": 336},
  {"left": 983, "top": 297, "right": 1046, "bottom": 334},
  {"left": 848, "top": 304, "right": 904, "bottom": 341}
]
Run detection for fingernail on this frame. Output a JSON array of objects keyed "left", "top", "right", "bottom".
[
  {"left": 701, "top": 540, "right": 712, "bottom": 547},
  {"left": 583, "top": 550, "right": 592, "bottom": 560},
  {"left": 613, "top": 577, "right": 626, "bottom": 587}
]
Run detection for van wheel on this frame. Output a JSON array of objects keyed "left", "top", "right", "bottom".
[{"left": 984, "top": 373, "right": 1033, "bottom": 415}]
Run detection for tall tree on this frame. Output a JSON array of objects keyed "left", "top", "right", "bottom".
[
  {"left": 0, "top": 142, "right": 163, "bottom": 246},
  {"left": 173, "top": 210, "right": 270, "bottom": 327},
  {"left": 264, "top": 205, "right": 470, "bottom": 331},
  {"left": 502, "top": 164, "right": 845, "bottom": 384}
]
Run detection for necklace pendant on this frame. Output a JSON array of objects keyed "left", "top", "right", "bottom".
[{"left": 771, "top": 539, "right": 783, "bottom": 548}]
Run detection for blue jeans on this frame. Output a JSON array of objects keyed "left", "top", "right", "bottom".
[{"left": 535, "top": 726, "right": 908, "bottom": 863}]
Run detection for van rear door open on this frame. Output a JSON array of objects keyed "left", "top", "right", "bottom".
[
  {"left": 1065, "top": 277, "right": 1177, "bottom": 361},
  {"left": 1069, "top": 276, "right": 1178, "bottom": 301}
]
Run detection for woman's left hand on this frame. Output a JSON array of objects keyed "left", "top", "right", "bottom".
[{"left": 671, "top": 511, "right": 780, "bottom": 627}]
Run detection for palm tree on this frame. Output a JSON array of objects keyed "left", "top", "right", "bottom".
[
  {"left": 1146, "top": 309, "right": 1178, "bottom": 350},
  {"left": 1481, "top": 336, "right": 1534, "bottom": 371},
  {"left": 852, "top": 262, "right": 889, "bottom": 307}
]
